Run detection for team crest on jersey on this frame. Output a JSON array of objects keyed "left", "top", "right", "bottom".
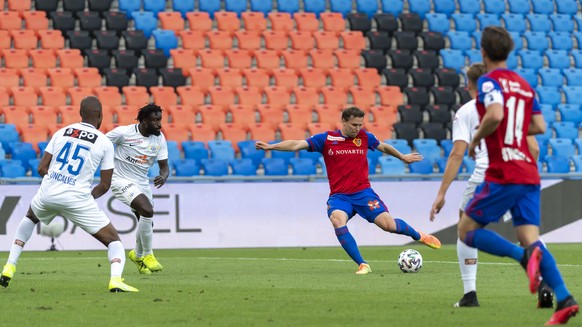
[
  {"left": 367, "top": 200, "right": 380, "bottom": 210},
  {"left": 353, "top": 137, "right": 362, "bottom": 147},
  {"left": 149, "top": 145, "right": 159, "bottom": 152},
  {"left": 481, "top": 81, "right": 494, "bottom": 93},
  {"left": 64, "top": 128, "right": 97, "bottom": 144}
]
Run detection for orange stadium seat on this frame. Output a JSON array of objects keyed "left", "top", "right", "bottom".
[
  {"left": 197, "top": 104, "right": 226, "bottom": 131},
  {"left": 98, "top": 108, "right": 116, "bottom": 133},
  {"left": 298, "top": 67, "right": 327, "bottom": 90},
  {"left": 340, "top": 31, "right": 367, "bottom": 52},
  {"left": 56, "top": 49, "right": 84, "bottom": 69},
  {"left": 114, "top": 105, "right": 139, "bottom": 125},
  {"left": 10, "top": 86, "right": 38, "bottom": 107},
  {"left": 225, "top": 49, "right": 252, "bottom": 69},
  {"left": 321, "top": 86, "right": 349, "bottom": 107},
  {"left": 162, "top": 124, "right": 190, "bottom": 144},
  {"left": 234, "top": 30, "right": 261, "bottom": 53},
  {"left": 39, "top": 86, "right": 66, "bottom": 106},
  {"left": 241, "top": 12, "right": 267, "bottom": 34},
  {"left": 0, "top": 12, "right": 22, "bottom": 31},
  {"left": 22, "top": 11, "right": 49, "bottom": 31},
  {"left": 2, "top": 106, "right": 30, "bottom": 131},
  {"left": 11, "top": 30, "right": 37, "bottom": 50},
  {"left": 327, "top": 68, "right": 355, "bottom": 91},
  {"left": 313, "top": 31, "right": 340, "bottom": 50},
  {"left": 354, "top": 68, "right": 381, "bottom": 90},
  {"left": 208, "top": 86, "right": 235, "bottom": 110},
  {"left": 219, "top": 123, "right": 248, "bottom": 148},
  {"left": 8, "top": 0, "right": 31, "bottom": 12},
  {"left": 369, "top": 105, "right": 397, "bottom": 125},
  {"left": 66, "top": 87, "right": 94, "bottom": 106},
  {"left": 21, "top": 125, "right": 50, "bottom": 152},
  {"left": 334, "top": 50, "right": 361, "bottom": 71},
  {"left": 262, "top": 30, "right": 288, "bottom": 54},
  {"left": 289, "top": 31, "right": 314, "bottom": 53},
  {"left": 285, "top": 104, "right": 313, "bottom": 129},
  {"left": 48, "top": 68, "right": 75, "bottom": 90},
  {"left": 271, "top": 68, "right": 299, "bottom": 91},
  {"left": 170, "top": 49, "right": 197, "bottom": 71},
  {"left": 189, "top": 124, "right": 216, "bottom": 142},
  {"left": 309, "top": 49, "right": 335, "bottom": 72},
  {"left": 186, "top": 12, "right": 212, "bottom": 32},
  {"left": 308, "top": 122, "right": 332, "bottom": 134},
  {"left": 254, "top": 50, "right": 280, "bottom": 73},
  {"left": 365, "top": 121, "right": 393, "bottom": 140},
  {"left": 206, "top": 30, "right": 233, "bottom": 51},
  {"left": 29, "top": 105, "right": 58, "bottom": 129},
  {"left": 4, "top": 49, "right": 29, "bottom": 69},
  {"left": 293, "top": 86, "right": 320, "bottom": 108},
  {"left": 376, "top": 86, "right": 403, "bottom": 108},
  {"left": 29, "top": 49, "right": 57, "bottom": 69},
  {"left": 122, "top": 87, "right": 150, "bottom": 107},
  {"left": 215, "top": 12, "right": 240, "bottom": 35},
  {"left": 167, "top": 105, "right": 196, "bottom": 127},
  {"left": 229, "top": 104, "right": 256, "bottom": 129},
  {"left": 176, "top": 86, "right": 205, "bottom": 106},
  {"left": 215, "top": 67, "right": 243, "bottom": 89},
  {"left": 281, "top": 49, "right": 308, "bottom": 70},
  {"left": 37, "top": 30, "right": 65, "bottom": 50},
  {"left": 234, "top": 86, "right": 261, "bottom": 107},
  {"left": 294, "top": 13, "right": 319, "bottom": 33},
  {"left": 242, "top": 68, "right": 270, "bottom": 90},
  {"left": 58, "top": 105, "right": 79, "bottom": 126},
  {"left": 0, "top": 31, "right": 10, "bottom": 50},
  {"left": 268, "top": 12, "right": 294, "bottom": 33},
  {"left": 264, "top": 86, "right": 291, "bottom": 110},
  {"left": 0, "top": 68, "right": 19, "bottom": 88},
  {"left": 279, "top": 123, "right": 307, "bottom": 139},
  {"left": 188, "top": 67, "right": 215, "bottom": 93},
  {"left": 179, "top": 30, "right": 205, "bottom": 52},
  {"left": 150, "top": 86, "right": 178, "bottom": 108},
  {"left": 321, "top": 13, "right": 346, "bottom": 35},
  {"left": 349, "top": 86, "right": 376, "bottom": 108},
  {"left": 257, "top": 104, "right": 283, "bottom": 128},
  {"left": 315, "top": 104, "right": 342, "bottom": 127},
  {"left": 248, "top": 123, "right": 276, "bottom": 141},
  {"left": 93, "top": 86, "right": 122, "bottom": 107},
  {"left": 0, "top": 87, "right": 9, "bottom": 107},
  {"left": 199, "top": 49, "right": 225, "bottom": 71},
  {"left": 20, "top": 68, "right": 47, "bottom": 91},
  {"left": 158, "top": 12, "right": 184, "bottom": 34},
  {"left": 74, "top": 68, "right": 102, "bottom": 88}
]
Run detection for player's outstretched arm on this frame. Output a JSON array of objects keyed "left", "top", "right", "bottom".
[
  {"left": 376, "top": 142, "right": 423, "bottom": 164},
  {"left": 430, "top": 141, "right": 467, "bottom": 221},
  {"left": 255, "top": 140, "right": 309, "bottom": 152},
  {"left": 92, "top": 168, "right": 112, "bottom": 199},
  {"left": 37, "top": 152, "right": 53, "bottom": 177},
  {"left": 154, "top": 159, "right": 169, "bottom": 188}
]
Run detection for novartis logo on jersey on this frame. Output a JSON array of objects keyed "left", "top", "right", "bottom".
[{"left": 328, "top": 149, "right": 365, "bottom": 156}]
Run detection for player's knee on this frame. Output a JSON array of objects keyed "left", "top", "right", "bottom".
[{"left": 140, "top": 207, "right": 154, "bottom": 218}]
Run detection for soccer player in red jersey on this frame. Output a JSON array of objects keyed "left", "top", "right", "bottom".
[
  {"left": 256, "top": 106, "right": 442, "bottom": 275},
  {"left": 458, "top": 26, "right": 578, "bottom": 325}
]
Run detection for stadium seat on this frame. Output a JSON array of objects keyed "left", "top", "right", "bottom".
[
  {"left": 173, "top": 159, "right": 200, "bottom": 176},
  {"left": 201, "top": 158, "right": 229, "bottom": 176},
  {"left": 277, "top": 0, "right": 299, "bottom": 15},
  {"left": 173, "top": 0, "right": 195, "bottom": 18},
  {"left": 413, "top": 139, "right": 441, "bottom": 163},
  {"left": 153, "top": 30, "right": 178, "bottom": 57},
  {"left": 267, "top": 12, "right": 294, "bottom": 32},
  {"left": 230, "top": 158, "right": 257, "bottom": 176},
  {"left": 186, "top": 12, "right": 212, "bottom": 32},
  {"left": 425, "top": 13, "right": 450, "bottom": 35},
  {"left": 556, "top": 0, "right": 578, "bottom": 15},
  {"left": 132, "top": 12, "right": 158, "bottom": 39},
  {"left": 524, "top": 32, "right": 549, "bottom": 53},
  {"left": 199, "top": 0, "right": 221, "bottom": 19},
  {"left": 158, "top": 12, "right": 185, "bottom": 34},
  {"left": 553, "top": 122, "right": 579, "bottom": 140},
  {"left": 502, "top": 14, "right": 527, "bottom": 34},
  {"left": 215, "top": 12, "right": 240, "bottom": 35},
  {"left": 387, "top": 49, "right": 413, "bottom": 71},
  {"left": 225, "top": 0, "right": 247, "bottom": 16},
  {"left": 448, "top": 31, "right": 473, "bottom": 52},
  {"left": 407, "top": 0, "right": 430, "bottom": 19},
  {"left": 310, "top": 49, "right": 336, "bottom": 72},
  {"left": 549, "top": 138, "right": 575, "bottom": 158},
  {"left": 270, "top": 68, "right": 298, "bottom": 91},
  {"left": 249, "top": 123, "right": 277, "bottom": 141},
  {"left": 348, "top": 13, "right": 372, "bottom": 33},
  {"left": 330, "top": 0, "right": 353, "bottom": 17},
  {"left": 208, "top": 140, "right": 236, "bottom": 162},
  {"left": 546, "top": 50, "right": 571, "bottom": 70},
  {"left": 508, "top": 0, "right": 531, "bottom": 14},
  {"left": 451, "top": 14, "right": 477, "bottom": 34},
  {"left": 143, "top": 49, "right": 168, "bottom": 70},
  {"left": 571, "top": 155, "right": 582, "bottom": 172},
  {"left": 531, "top": 0, "right": 554, "bottom": 14},
  {"left": 477, "top": 13, "right": 502, "bottom": 29},
  {"left": 377, "top": 156, "right": 405, "bottom": 175},
  {"left": 558, "top": 104, "right": 582, "bottom": 125},
  {"left": 484, "top": 0, "right": 505, "bottom": 15},
  {"left": 380, "top": 0, "right": 403, "bottom": 16},
  {"left": 539, "top": 69, "right": 564, "bottom": 88},
  {"left": 254, "top": 49, "right": 280, "bottom": 72},
  {"left": 440, "top": 50, "right": 466, "bottom": 72},
  {"left": 562, "top": 69, "right": 582, "bottom": 87},
  {"left": 328, "top": 68, "right": 356, "bottom": 91},
  {"left": 534, "top": 126, "right": 552, "bottom": 148},
  {"left": 545, "top": 155, "right": 570, "bottom": 173},
  {"left": 304, "top": 0, "right": 326, "bottom": 17},
  {"left": 321, "top": 13, "right": 346, "bottom": 35},
  {"left": 263, "top": 158, "right": 288, "bottom": 176},
  {"left": 1, "top": 163, "right": 26, "bottom": 178},
  {"left": 536, "top": 86, "right": 562, "bottom": 109},
  {"left": 515, "top": 68, "right": 538, "bottom": 87},
  {"left": 241, "top": 12, "right": 267, "bottom": 34},
  {"left": 563, "top": 86, "right": 582, "bottom": 106},
  {"left": 242, "top": 68, "right": 270, "bottom": 91},
  {"left": 133, "top": 68, "right": 159, "bottom": 88},
  {"left": 527, "top": 14, "right": 552, "bottom": 33},
  {"left": 199, "top": 49, "right": 225, "bottom": 71},
  {"left": 409, "top": 158, "right": 434, "bottom": 174},
  {"left": 548, "top": 32, "right": 573, "bottom": 52},
  {"left": 282, "top": 49, "right": 309, "bottom": 70},
  {"left": 571, "top": 50, "right": 582, "bottom": 69},
  {"left": 250, "top": 0, "right": 274, "bottom": 17},
  {"left": 519, "top": 50, "right": 544, "bottom": 71},
  {"left": 550, "top": 14, "right": 575, "bottom": 33}
]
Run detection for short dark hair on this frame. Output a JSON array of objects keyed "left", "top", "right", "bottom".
[
  {"left": 481, "top": 26, "right": 514, "bottom": 62},
  {"left": 466, "top": 63, "right": 488, "bottom": 85},
  {"left": 341, "top": 106, "right": 365, "bottom": 121},
  {"left": 137, "top": 103, "right": 163, "bottom": 122}
]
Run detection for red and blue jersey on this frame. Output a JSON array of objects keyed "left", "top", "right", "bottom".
[
  {"left": 306, "top": 129, "right": 380, "bottom": 195},
  {"left": 476, "top": 68, "right": 542, "bottom": 185}
]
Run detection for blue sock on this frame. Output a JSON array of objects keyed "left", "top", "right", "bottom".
[
  {"left": 464, "top": 229, "right": 524, "bottom": 262},
  {"left": 335, "top": 226, "right": 365, "bottom": 265},
  {"left": 393, "top": 218, "right": 421, "bottom": 241},
  {"left": 530, "top": 241, "right": 571, "bottom": 303}
]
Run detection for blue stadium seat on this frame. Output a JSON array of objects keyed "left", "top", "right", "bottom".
[
  {"left": 0, "top": 159, "right": 22, "bottom": 169},
  {"left": 38, "top": 141, "right": 49, "bottom": 154},
  {"left": 166, "top": 141, "right": 182, "bottom": 164},
  {"left": 290, "top": 158, "right": 316, "bottom": 175},
  {"left": 28, "top": 158, "right": 40, "bottom": 177},
  {"left": 226, "top": 0, "right": 248, "bottom": 16},
  {"left": 463, "top": 157, "right": 475, "bottom": 174},
  {"left": 441, "top": 49, "right": 466, "bottom": 72},
  {"left": 553, "top": 121, "right": 579, "bottom": 140},
  {"left": 409, "top": 158, "right": 434, "bottom": 174},
  {"left": 440, "top": 139, "right": 453, "bottom": 157},
  {"left": 531, "top": 0, "right": 555, "bottom": 14},
  {"left": 262, "top": 158, "right": 288, "bottom": 175},
  {"left": 143, "top": 0, "right": 165, "bottom": 15},
  {"left": 0, "top": 124, "right": 19, "bottom": 154},
  {"left": 231, "top": 158, "right": 257, "bottom": 176},
  {"left": 238, "top": 140, "right": 264, "bottom": 167},
  {"left": 1, "top": 163, "right": 26, "bottom": 178},
  {"left": 182, "top": 141, "right": 206, "bottom": 150},
  {"left": 433, "top": 0, "right": 456, "bottom": 17},
  {"left": 541, "top": 106, "right": 556, "bottom": 125},
  {"left": 477, "top": 13, "right": 502, "bottom": 30},
  {"left": 426, "top": 13, "right": 450, "bottom": 35},
  {"left": 384, "top": 139, "right": 412, "bottom": 154},
  {"left": 133, "top": 12, "right": 158, "bottom": 38},
  {"left": 538, "top": 68, "right": 564, "bottom": 88},
  {"left": 548, "top": 32, "right": 573, "bottom": 51},
  {"left": 183, "top": 146, "right": 209, "bottom": 165},
  {"left": 508, "top": 0, "right": 531, "bottom": 14},
  {"left": 174, "top": 159, "right": 200, "bottom": 176},
  {"left": 380, "top": 0, "right": 403, "bottom": 16},
  {"left": 10, "top": 142, "right": 36, "bottom": 171},
  {"left": 201, "top": 158, "right": 229, "bottom": 176},
  {"left": 378, "top": 156, "right": 405, "bottom": 175},
  {"left": 118, "top": 0, "right": 141, "bottom": 19},
  {"left": 271, "top": 149, "right": 296, "bottom": 166},
  {"left": 572, "top": 32, "right": 582, "bottom": 51},
  {"left": 148, "top": 162, "right": 160, "bottom": 178},
  {"left": 452, "top": 14, "right": 477, "bottom": 33},
  {"left": 472, "top": 30, "right": 481, "bottom": 49},
  {"left": 199, "top": 0, "right": 221, "bottom": 18},
  {"left": 571, "top": 50, "right": 582, "bottom": 69},
  {"left": 546, "top": 50, "right": 571, "bottom": 70},
  {"left": 278, "top": 0, "right": 300, "bottom": 15},
  {"left": 545, "top": 155, "right": 571, "bottom": 173},
  {"left": 448, "top": 31, "right": 473, "bottom": 52},
  {"left": 535, "top": 127, "right": 553, "bottom": 147},
  {"left": 367, "top": 149, "right": 383, "bottom": 168},
  {"left": 465, "top": 49, "right": 482, "bottom": 64},
  {"left": 515, "top": 68, "right": 538, "bottom": 87},
  {"left": 408, "top": 0, "right": 431, "bottom": 19},
  {"left": 549, "top": 138, "right": 576, "bottom": 158},
  {"left": 563, "top": 86, "right": 582, "bottom": 106},
  {"left": 558, "top": 104, "right": 582, "bottom": 124},
  {"left": 436, "top": 157, "right": 447, "bottom": 173},
  {"left": 536, "top": 86, "right": 562, "bottom": 109},
  {"left": 250, "top": 0, "right": 273, "bottom": 17},
  {"left": 413, "top": 139, "right": 441, "bottom": 163},
  {"left": 575, "top": 16, "right": 582, "bottom": 32},
  {"left": 318, "top": 156, "right": 327, "bottom": 176},
  {"left": 555, "top": 0, "right": 578, "bottom": 15},
  {"left": 563, "top": 68, "right": 582, "bottom": 87},
  {"left": 152, "top": 29, "right": 178, "bottom": 57},
  {"left": 0, "top": 145, "right": 5, "bottom": 160},
  {"left": 510, "top": 32, "right": 523, "bottom": 53},
  {"left": 571, "top": 155, "right": 582, "bottom": 172},
  {"left": 524, "top": 32, "right": 549, "bottom": 53},
  {"left": 575, "top": 139, "right": 582, "bottom": 153},
  {"left": 304, "top": 0, "right": 326, "bottom": 17},
  {"left": 208, "top": 140, "right": 236, "bottom": 162},
  {"left": 356, "top": 0, "right": 378, "bottom": 19},
  {"left": 527, "top": 14, "right": 552, "bottom": 33},
  {"left": 298, "top": 149, "right": 322, "bottom": 165},
  {"left": 330, "top": 0, "right": 353, "bottom": 17},
  {"left": 550, "top": 14, "right": 575, "bottom": 32},
  {"left": 458, "top": 0, "right": 480, "bottom": 16},
  {"left": 483, "top": 0, "right": 506, "bottom": 15},
  {"left": 368, "top": 158, "right": 377, "bottom": 174},
  {"left": 502, "top": 14, "right": 527, "bottom": 34},
  {"left": 506, "top": 52, "right": 518, "bottom": 70},
  {"left": 520, "top": 50, "right": 544, "bottom": 71},
  {"left": 173, "top": 0, "right": 195, "bottom": 18}
]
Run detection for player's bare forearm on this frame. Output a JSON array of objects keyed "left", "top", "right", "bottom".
[
  {"left": 255, "top": 140, "right": 309, "bottom": 152},
  {"left": 37, "top": 152, "right": 53, "bottom": 177},
  {"left": 527, "top": 114, "right": 547, "bottom": 136},
  {"left": 92, "top": 169, "right": 113, "bottom": 199},
  {"left": 527, "top": 135, "right": 540, "bottom": 162},
  {"left": 91, "top": 184, "right": 108, "bottom": 199},
  {"left": 155, "top": 159, "right": 169, "bottom": 188},
  {"left": 376, "top": 143, "right": 403, "bottom": 160}
]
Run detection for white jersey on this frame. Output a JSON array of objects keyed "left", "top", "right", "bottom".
[
  {"left": 106, "top": 124, "right": 168, "bottom": 187},
  {"left": 40, "top": 122, "right": 114, "bottom": 197},
  {"left": 452, "top": 99, "right": 488, "bottom": 183}
]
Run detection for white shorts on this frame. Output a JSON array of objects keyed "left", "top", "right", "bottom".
[
  {"left": 460, "top": 180, "right": 512, "bottom": 222},
  {"left": 31, "top": 192, "right": 110, "bottom": 235},
  {"left": 111, "top": 177, "right": 152, "bottom": 207}
]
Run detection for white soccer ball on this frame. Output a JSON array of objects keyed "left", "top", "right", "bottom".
[
  {"left": 40, "top": 217, "right": 66, "bottom": 238},
  {"left": 397, "top": 249, "right": 423, "bottom": 273}
]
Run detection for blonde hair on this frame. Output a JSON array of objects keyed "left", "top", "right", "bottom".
[{"left": 466, "top": 63, "right": 487, "bottom": 85}]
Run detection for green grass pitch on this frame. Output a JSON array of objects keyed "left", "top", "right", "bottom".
[{"left": 1, "top": 244, "right": 580, "bottom": 327}]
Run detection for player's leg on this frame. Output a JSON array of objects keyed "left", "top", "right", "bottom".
[
  {"left": 517, "top": 234, "right": 554, "bottom": 308},
  {"left": 130, "top": 191, "right": 162, "bottom": 272}
]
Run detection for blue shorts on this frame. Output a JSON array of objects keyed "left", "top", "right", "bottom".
[
  {"left": 326, "top": 188, "right": 388, "bottom": 223},
  {"left": 464, "top": 181, "right": 540, "bottom": 227}
]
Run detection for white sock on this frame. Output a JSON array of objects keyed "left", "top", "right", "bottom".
[
  {"left": 457, "top": 238, "right": 478, "bottom": 294},
  {"left": 138, "top": 217, "right": 153, "bottom": 256},
  {"left": 135, "top": 233, "right": 143, "bottom": 258},
  {"left": 108, "top": 241, "right": 125, "bottom": 278},
  {"left": 7, "top": 218, "right": 37, "bottom": 265}
]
